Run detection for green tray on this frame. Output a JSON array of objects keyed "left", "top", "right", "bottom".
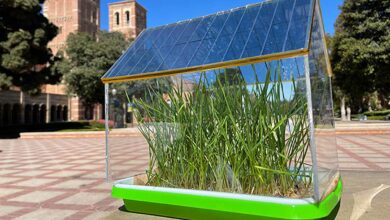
[{"left": 112, "top": 178, "right": 342, "bottom": 220}]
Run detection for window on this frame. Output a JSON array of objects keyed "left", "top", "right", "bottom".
[
  {"left": 115, "top": 12, "right": 120, "bottom": 25},
  {"left": 92, "top": 10, "right": 96, "bottom": 23},
  {"left": 125, "top": 11, "right": 130, "bottom": 25}
]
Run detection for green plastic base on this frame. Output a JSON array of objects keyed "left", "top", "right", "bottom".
[{"left": 112, "top": 179, "right": 342, "bottom": 220}]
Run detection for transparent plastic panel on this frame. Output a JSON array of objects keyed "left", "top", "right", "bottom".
[
  {"left": 106, "top": 56, "right": 316, "bottom": 199},
  {"left": 307, "top": 2, "right": 339, "bottom": 200},
  {"left": 105, "top": 82, "right": 165, "bottom": 181},
  {"left": 102, "top": 0, "right": 314, "bottom": 80}
]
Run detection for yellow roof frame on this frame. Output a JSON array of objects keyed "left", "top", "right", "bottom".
[{"left": 102, "top": 48, "right": 309, "bottom": 84}]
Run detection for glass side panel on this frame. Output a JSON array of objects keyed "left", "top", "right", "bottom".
[
  {"left": 106, "top": 56, "right": 315, "bottom": 199},
  {"left": 102, "top": 0, "right": 314, "bottom": 80},
  {"left": 307, "top": 3, "right": 338, "bottom": 200},
  {"left": 106, "top": 80, "right": 172, "bottom": 181}
]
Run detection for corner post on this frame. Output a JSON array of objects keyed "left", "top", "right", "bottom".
[{"left": 104, "top": 83, "right": 110, "bottom": 182}]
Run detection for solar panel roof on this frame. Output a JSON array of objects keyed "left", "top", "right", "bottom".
[{"left": 102, "top": 0, "right": 314, "bottom": 82}]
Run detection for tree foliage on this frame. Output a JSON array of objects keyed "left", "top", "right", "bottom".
[
  {"left": 331, "top": 0, "right": 390, "bottom": 110},
  {"left": 213, "top": 67, "right": 244, "bottom": 87},
  {"left": 0, "top": 0, "right": 60, "bottom": 94},
  {"left": 62, "top": 31, "right": 129, "bottom": 105}
]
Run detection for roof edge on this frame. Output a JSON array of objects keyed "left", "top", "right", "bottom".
[{"left": 101, "top": 48, "right": 309, "bottom": 84}]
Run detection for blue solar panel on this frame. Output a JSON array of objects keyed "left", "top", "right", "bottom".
[{"left": 102, "top": 0, "right": 313, "bottom": 80}]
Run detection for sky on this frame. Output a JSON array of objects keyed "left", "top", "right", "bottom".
[{"left": 100, "top": 0, "right": 343, "bottom": 35}]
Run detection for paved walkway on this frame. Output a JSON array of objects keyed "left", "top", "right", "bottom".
[
  {"left": 0, "top": 137, "right": 148, "bottom": 219},
  {"left": 0, "top": 134, "right": 389, "bottom": 219}
]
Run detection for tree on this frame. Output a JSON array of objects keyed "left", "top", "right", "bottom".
[
  {"left": 62, "top": 31, "right": 129, "bottom": 105},
  {"left": 0, "top": 0, "right": 60, "bottom": 94},
  {"left": 331, "top": 0, "right": 390, "bottom": 111},
  {"left": 213, "top": 67, "right": 244, "bottom": 87},
  {"left": 326, "top": 34, "right": 348, "bottom": 120}
]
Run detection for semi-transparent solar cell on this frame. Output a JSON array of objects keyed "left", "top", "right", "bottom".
[{"left": 102, "top": 0, "right": 313, "bottom": 80}]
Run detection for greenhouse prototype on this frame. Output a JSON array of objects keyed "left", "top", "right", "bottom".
[{"left": 102, "top": 0, "right": 342, "bottom": 219}]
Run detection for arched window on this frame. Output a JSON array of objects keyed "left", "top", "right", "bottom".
[
  {"left": 125, "top": 11, "right": 130, "bottom": 25},
  {"left": 12, "top": 104, "right": 20, "bottom": 125},
  {"left": 63, "top": 106, "right": 68, "bottom": 121},
  {"left": 32, "top": 104, "right": 40, "bottom": 124},
  {"left": 40, "top": 105, "right": 47, "bottom": 124},
  {"left": 2, "top": 104, "right": 11, "bottom": 126},
  {"left": 50, "top": 105, "right": 56, "bottom": 122},
  {"left": 57, "top": 105, "right": 63, "bottom": 121},
  {"left": 24, "top": 105, "right": 32, "bottom": 124},
  {"left": 115, "top": 12, "right": 120, "bottom": 25}
]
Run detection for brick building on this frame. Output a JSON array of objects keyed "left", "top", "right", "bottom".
[
  {"left": 0, "top": 0, "right": 147, "bottom": 128},
  {"left": 42, "top": 0, "right": 102, "bottom": 121},
  {"left": 108, "top": 0, "right": 147, "bottom": 39},
  {"left": 0, "top": 0, "right": 101, "bottom": 128},
  {"left": 43, "top": 0, "right": 100, "bottom": 55}
]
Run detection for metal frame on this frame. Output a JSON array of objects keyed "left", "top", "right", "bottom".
[
  {"left": 102, "top": 48, "right": 308, "bottom": 83},
  {"left": 304, "top": 0, "right": 338, "bottom": 201},
  {"left": 304, "top": 55, "right": 320, "bottom": 201},
  {"left": 305, "top": 0, "right": 317, "bottom": 50},
  {"left": 316, "top": 0, "right": 334, "bottom": 76},
  {"left": 104, "top": 84, "right": 110, "bottom": 181}
]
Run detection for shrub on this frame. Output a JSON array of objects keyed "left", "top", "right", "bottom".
[{"left": 364, "top": 109, "right": 390, "bottom": 117}]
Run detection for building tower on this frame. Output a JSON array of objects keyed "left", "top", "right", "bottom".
[
  {"left": 42, "top": 0, "right": 101, "bottom": 121},
  {"left": 43, "top": 0, "right": 100, "bottom": 55},
  {"left": 108, "top": 0, "right": 147, "bottom": 40}
]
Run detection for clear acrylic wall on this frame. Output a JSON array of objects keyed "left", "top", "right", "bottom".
[
  {"left": 105, "top": 55, "right": 339, "bottom": 200},
  {"left": 305, "top": 2, "right": 339, "bottom": 200}
]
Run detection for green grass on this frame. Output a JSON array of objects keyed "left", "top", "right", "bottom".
[
  {"left": 134, "top": 64, "right": 311, "bottom": 198},
  {"left": 53, "top": 121, "right": 106, "bottom": 132},
  {"left": 54, "top": 127, "right": 105, "bottom": 132}
]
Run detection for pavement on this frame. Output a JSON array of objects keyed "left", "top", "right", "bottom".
[
  {"left": 17, "top": 121, "right": 390, "bottom": 139},
  {"left": 0, "top": 132, "right": 389, "bottom": 219},
  {"left": 336, "top": 171, "right": 390, "bottom": 220}
]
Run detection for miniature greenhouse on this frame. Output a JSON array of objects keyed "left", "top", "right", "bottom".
[{"left": 101, "top": 0, "right": 342, "bottom": 219}]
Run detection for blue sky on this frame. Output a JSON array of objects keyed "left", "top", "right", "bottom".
[{"left": 100, "top": 0, "right": 343, "bottom": 35}]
